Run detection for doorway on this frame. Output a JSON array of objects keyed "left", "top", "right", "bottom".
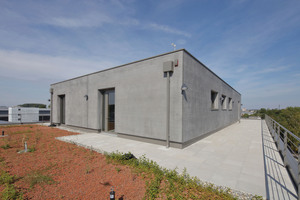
[
  {"left": 58, "top": 95, "right": 65, "bottom": 124},
  {"left": 101, "top": 89, "right": 115, "bottom": 132}
]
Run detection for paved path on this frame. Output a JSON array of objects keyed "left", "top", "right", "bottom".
[{"left": 56, "top": 119, "right": 297, "bottom": 199}]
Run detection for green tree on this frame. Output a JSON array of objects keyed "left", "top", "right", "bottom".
[
  {"left": 242, "top": 113, "right": 249, "bottom": 118},
  {"left": 18, "top": 103, "right": 46, "bottom": 108},
  {"left": 266, "top": 107, "right": 300, "bottom": 137}
]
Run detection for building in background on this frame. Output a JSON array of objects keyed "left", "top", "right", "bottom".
[
  {"left": 9, "top": 107, "right": 39, "bottom": 123},
  {"left": 50, "top": 49, "right": 241, "bottom": 148},
  {"left": 0, "top": 107, "right": 8, "bottom": 122},
  {"left": 0, "top": 107, "right": 50, "bottom": 124}
]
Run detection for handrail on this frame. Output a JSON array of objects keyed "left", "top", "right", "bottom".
[
  {"left": 271, "top": 119, "right": 300, "bottom": 141},
  {"left": 265, "top": 114, "right": 300, "bottom": 200}
]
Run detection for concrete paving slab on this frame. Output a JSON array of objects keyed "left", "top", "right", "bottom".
[{"left": 56, "top": 119, "right": 298, "bottom": 199}]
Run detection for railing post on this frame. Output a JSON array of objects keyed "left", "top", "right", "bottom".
[
  {"left": 277, "top": 124, "right": 280, "bottom": 150},
  {"left": 273, "top": 121, "right": 276, "bottom": 141},
  {"left": 298, "top": 144, "right": 300, "bottom": 200},
  {"left": 270, "top": 120, "right": 273, "bottom": 137},
  {"left": 284, "top": 130, "right": 288, "bottom": 167}
]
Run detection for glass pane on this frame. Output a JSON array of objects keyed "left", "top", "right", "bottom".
[
  {"left": 108, "top": 91, "right": 115, "bottom": 105},
  {"left": 107, "top": 90, "right": 115, "bottom": 131}
]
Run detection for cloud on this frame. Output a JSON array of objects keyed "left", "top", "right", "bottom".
[
  {"left": 246, "top": 66, "right": 290, "bottom": 77},
  {"left": 0, "top": 49, "right": 116, "bottom": 82},
  {"left": 148, "top": 23, "right": 191, "bottom": 37},
  {"left": 45, "top": 14, "right": 139, "bottom": 29},
  {"left": 45, "top": 12, "right": 112, "bottom": 28}
]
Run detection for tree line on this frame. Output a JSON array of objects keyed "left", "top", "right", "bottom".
[
  {"left": 244, "top": 107, "right": 300, "bottom": 136},
  {"left": 18, "top": 103, "right": 46, "bottom": 108}
]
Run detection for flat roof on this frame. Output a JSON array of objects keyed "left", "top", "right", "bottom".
[{"left": 51, "top": 49, "right": 240, "bottom": 95}]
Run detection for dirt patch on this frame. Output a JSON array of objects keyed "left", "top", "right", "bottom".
[{"left": 0, "top": 125, "right": 145, "bottom": 199}]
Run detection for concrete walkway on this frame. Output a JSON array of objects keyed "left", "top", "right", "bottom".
[{"left": 56, "top": 119, "right": 297, "bottom": 199}]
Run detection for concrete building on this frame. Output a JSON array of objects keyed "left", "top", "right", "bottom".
[
  {"left": 0, "top": 107, "right": 50, "bottom": 124},
  {"left": 50, "top": 49, "right": 241, "bottom": 148},
  {"left": 9, "top": 107, "right": 39, "bottom": 123}
]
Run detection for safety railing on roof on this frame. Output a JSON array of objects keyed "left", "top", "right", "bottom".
[{"left": 265, "top": 114, "right": 300, "bottom": 199}]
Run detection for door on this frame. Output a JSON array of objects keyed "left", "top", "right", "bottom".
[
  {"left": 102, "top": 89, "right": 115, "bottom": 132},
  {"left": 59, "top": 95, "right": 65, "bottom": 124}
]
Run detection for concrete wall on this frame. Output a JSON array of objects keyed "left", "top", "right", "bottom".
[
  {"left": 51, "top": 50, "right": 183, "bottom": 143},
  {"left": 182, "top": 51, "right": 241, "bottom": 144},
  {"left": 51, "top": 49, "right": 241, "bottom": 147}
]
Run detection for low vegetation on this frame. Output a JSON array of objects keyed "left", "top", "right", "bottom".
[
  {"left": 0, "top": 161, "right": 23, "bottom": 200},
  {"left": 105, "top": 152, "right": 244, "bottom": 200},
  {"left": 0, "top": 125, "right": 263, "bottom": 199},
  {"left": 24, "top": 170, "right": 55, "bottom": 189}
]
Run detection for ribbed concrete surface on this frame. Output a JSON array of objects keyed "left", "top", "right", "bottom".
[{"left": 56, "top": 119, "right": 297, "bottom": 199}]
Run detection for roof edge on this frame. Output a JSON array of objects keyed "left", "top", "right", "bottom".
[
  {"left": 50, "top": 48, "right": 241, "bottom": 96},
  {"left": 51, "top": 49, "right": 185, "bottom": 86}
]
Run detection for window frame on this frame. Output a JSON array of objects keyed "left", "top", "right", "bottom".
[
  {"left": 211, "top": 90, "right": 219, "bottom": 110},
  {"left": 221, "top": 94, "right": 227, "bottom": 110},
  {"left": 228, "top": 97, "right": 233, "bottom": 110}
]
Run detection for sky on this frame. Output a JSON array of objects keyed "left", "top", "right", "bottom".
[{"left": 0, "top": 0, "right": 299, "bottom": 109}]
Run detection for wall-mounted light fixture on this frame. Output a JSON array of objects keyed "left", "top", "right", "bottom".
[
  {"left": 181, "top": 84, "right": 188, "bottom": 91},
  {"left": 84, "top": 95, "right": 88, "bottom": 101}
]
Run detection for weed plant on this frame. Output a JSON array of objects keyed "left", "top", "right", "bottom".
[
  {"left": 115, "top": 167, "right": 121, "bottom": 173},
  {"left": 27, "top": 146, "right": 36, "bottom": 152},
  {"left": 24, "top": 170, "right": 55, "bottom": 189},
  {"left": 0, "top": 170, "right": 23, "bottom": 200},
  {"left": 1, "top": 144, "right": 11, "bottom": 149},
  {"left": 85, "top": 164, "right": 91, "bottom": 174}
]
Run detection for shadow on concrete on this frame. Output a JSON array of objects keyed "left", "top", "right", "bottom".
[{"left": 261, "top": 120, "right": 298, "bottom": 200}]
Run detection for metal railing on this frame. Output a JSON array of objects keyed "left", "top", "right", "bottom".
[{"left": 265, "top": 114, "right": 300, "bottom": 198}]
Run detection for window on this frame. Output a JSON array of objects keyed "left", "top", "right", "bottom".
[
  {"left": 228, "top": 98, "right": 233, "bottom": 110},
  {"left": 211, "top": 91, "right": 219, "bottom": 110},
  {"left": 0, "top": 110, "right": 8, "bottom": 115},
  {"left": 221, "top": 95, "right": 226, "bottom": 110},
  {"left": 39, "top": 110, "right": 50, "bottom": 114}
]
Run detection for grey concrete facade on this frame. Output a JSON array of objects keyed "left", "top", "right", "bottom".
[{"left": 50, "top": 49, "right": 241, "bottom": 148}]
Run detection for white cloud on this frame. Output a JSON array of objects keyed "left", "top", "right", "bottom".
[
  {"left": 46, "top": 13, "right": 112, "bottom": 28},
  {"left": 148, "top": 23, "right": 191, "bottom": 37},
  {"left": 247, "top": 66, "right": 290, "bottom": 76},
  {"left": 0, "top": 49, "right": 116, "bottom": 82}
]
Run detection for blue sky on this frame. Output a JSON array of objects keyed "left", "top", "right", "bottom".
[{"left": 0, "top": 0, "right": 299, "bottom": 109}]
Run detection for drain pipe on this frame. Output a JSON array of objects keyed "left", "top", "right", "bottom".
[
  {"left": 163, "top": 61, "right": 174, "bottom": 148},
  {"left": 166, "top": 71, "right": 170, "bottom": 148}
]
